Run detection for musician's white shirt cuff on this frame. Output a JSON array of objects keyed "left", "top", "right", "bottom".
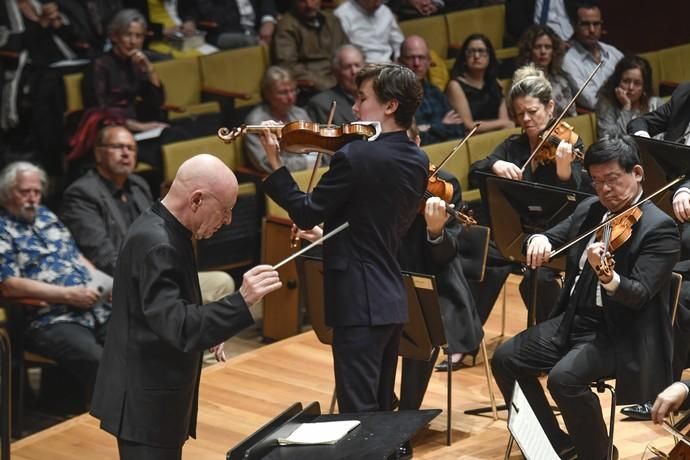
[
  {"left": 427, "top": 231, "right": 444, "bottom": 244},
  {"left": 673, "top": 187, "right": 690, "bottom": 200},
  {"left": 634, "top": 130, "right": 650, "bottom": 138},
  {"left": 601, "top": 271, "right": 620, "bottom": 293}
]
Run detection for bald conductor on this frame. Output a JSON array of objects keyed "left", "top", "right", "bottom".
[{"left": 90, "top": 154, "right": 281, "bottom": 460}]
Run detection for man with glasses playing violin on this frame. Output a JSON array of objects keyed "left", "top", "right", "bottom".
[{"left": 491, "top": 135, "right": 679, "bottom": 460}]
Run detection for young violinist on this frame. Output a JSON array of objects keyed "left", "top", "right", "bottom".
[
  {"left": 259, "top": 63, "right": 429, "bottom": 414},
  {"left": 492, "top": 135, "right": 680, "bottom": 460}
]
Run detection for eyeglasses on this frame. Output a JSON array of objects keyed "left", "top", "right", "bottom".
[
  {"left": 577, "top": 20, "right": 603, "bottom": 28},
  {"left": 590, "top": 174, "right": 623, "bottom": 190},
  {"left": 205, "top": 191, "right": 232, "bottom": 222},
  {"left": 465, "top": 48, "right": 489, "bottom": 57},
  {"left": 400, "top": 54, "right": 429, "bottom": 63},
  {"left": 98, "top": 143, "right": 137, "bottom": 153}
]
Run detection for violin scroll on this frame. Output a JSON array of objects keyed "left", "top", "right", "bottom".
[{"left": 218, "top": 125, "right": 248, "bottom": 144}]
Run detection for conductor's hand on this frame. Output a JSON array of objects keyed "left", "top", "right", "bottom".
[
  {"left": 492, "top": 160, "right": 523, "bottom": 181},
  {"left": 424, "top": 196, "right": 448, "bottom": 238},
  {"left": 258, "top": 121, "right": 283, "bottom": 172},
  {"left": 526, "top": 235, "right": 551, "bottom": 269},
  {"left": 673, "top": 190, "right": 690, "bottom": 222},
  {"left": 651, "top": 382, "right": 689, "bottom": 424},
  {"left": 64, "top": 286, "right": 101, "bottom": 309},
  {"left": 239, "top": 265, "right": 282, "bottom": 306}
]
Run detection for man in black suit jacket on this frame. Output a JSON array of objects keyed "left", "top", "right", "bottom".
[
  {"left": 90, "top": 154, "right": 281, "bottom": 459},
  {"left": 491, "top": 135, "right": 680, "bottom": 459},
  {"left": 261, "top": 63, "right": 428, "bottom": 413}
]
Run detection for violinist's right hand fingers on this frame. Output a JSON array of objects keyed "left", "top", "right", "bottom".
[
  {"left": 673, "top": 191, "right": 690, "bottom": 222},
  {"left": 651, "top": 382, "right": 688, "bottom": 424},
  {"left": 491, "top": 161, "right": 522, "bottom": 181},
  {"left": 526, "top": 235, "right": 551, "bottom": 269},
  {"left": 556, "top": 140, "right": 573, "bottom": 158}
]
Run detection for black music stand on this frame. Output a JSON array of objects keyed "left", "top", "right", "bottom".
[
  {"left": 475, "top": 171, "right": 593, "bottom": 325},
  {"left": 227, "top": 401, "right": 441, "bottom": 460},
  {"left": 464, "top": 172, "right": 592, "bottom": 418},
  {"left": 295, "top": 256, "right": 454, "bottom": 444}
]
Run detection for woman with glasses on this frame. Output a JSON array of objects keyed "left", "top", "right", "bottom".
[
  {"left": 446, "top": 33, "right": 514, "bottom": 134},
  {"left": 595, "top": 55, "right": 662, "bottom": 140},
  {"left": 244, "top": 66, "right": 326, "bottom": 173},
  {"left": 516, "top": 24, "right": 576, "bottom": 118}
]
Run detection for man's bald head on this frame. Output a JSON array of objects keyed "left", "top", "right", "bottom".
[{"left": 162, "top": 154, "right": 238, "bottom": 240}]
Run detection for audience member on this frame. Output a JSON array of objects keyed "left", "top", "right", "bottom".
[
  {"left": 306, "top": 44, "right": 364, "bottom": 124},
  {"left": 61, "top": 124, "right": 236, "bottom": 303},
  {"left": 334, "top": 0, "right": 403, "bottom": 64},
  {"left": 562, "top": 1, "right": 623, "bottom": 110},
  {"left": 0, "top": 161, "right": 111, "bottom": 406},
  {"left": 446, "top": 33, "right": 514, "bottom": 134},
  {"left": 399, "top": 35, "right": 464, "bottom": 145},
  {"left": 178, "top": 0, "right": 277, "bottom": 50},
  {"left": 516, "top": 24, "right": 576, "bottom": 117},
  {"left": 596, "top": 55, "right": 662, "bottom": 139},
  {"left": 505, "top": 0, "right": 574, "bottom": 44},
  {"left": 272, "top": 0, "right": 349, "bottom": 95},
  {"left": 244, "top": 66, "right": 326, "bottom": 173}
]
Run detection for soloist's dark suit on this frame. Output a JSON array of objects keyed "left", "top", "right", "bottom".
[
  {"left": 60, "top": 170, "right": 152, "bottom": 275},
  {"left": 90, "top": 202, "right": 254, "bottom": 450},
  {"left": 263, "top": 130, "right": 428, "bottom": 413},
  {"left": 397, "top": 171, "right": 483, "bottom": 410},
  {"left": 627, "top": 82, "right": 690, "bottom": 143},
  {"left": 492, "top": 197, "right": 679, "bottom": 459}
]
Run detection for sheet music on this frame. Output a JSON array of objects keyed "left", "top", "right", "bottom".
[
  {"left": 508, "top": 382, "right": 560, "bottom": 460},
  {"left": 133, "top": 127, "right": 165, "bottom": 141},
  {"left": 277, "top": 420, "right": 360, "bottom": 445}
]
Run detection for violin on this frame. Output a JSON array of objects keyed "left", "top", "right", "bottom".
[
  {"left": 594, "top": 206, "right": 643, "bottom": 279},
  {"left": 532, "top": 120, "right": 586, "bottom": 167},
  {"left": 217, "top": 120, "right": 377, "bottom": 155},
  {"left": 423, "top": 164, "right": 477, "bottom": 227}
]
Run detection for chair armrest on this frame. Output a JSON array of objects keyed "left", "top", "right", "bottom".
[
  {"left": 162, "top": 103, "right": 186, "bottom": 113},
  {"left": 202, "top": 86, "right": 251, "bottom": 100},
  {"left": 296, "top": 79, "right": 317, "bottom": 90},
  {"left": 660, "top": 80, "right": 679, "bottom": 97}
]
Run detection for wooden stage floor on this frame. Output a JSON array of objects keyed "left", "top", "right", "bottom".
[{"left": 10, "top": 276, "right": 680, "bottom": 459}]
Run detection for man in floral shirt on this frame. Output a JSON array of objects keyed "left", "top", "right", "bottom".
[{"left": 0, "top": 161, "right": 111, "bottom": 403}]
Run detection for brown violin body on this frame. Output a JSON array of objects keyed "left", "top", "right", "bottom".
[
  {"left": 217, "top": 120, "right": 376, "bottom": 154},
  {"left": 533, "top": 121, "right": 585, "bottom": 166},
  {"left": 422, "top": 164, "right": 477, "bottom": 227},
  {"left": 595, "top": 206, "right": 643, "bottom": 278}
]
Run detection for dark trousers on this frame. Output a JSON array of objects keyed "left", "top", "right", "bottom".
[
  {"left": 673, "top": 281, "right": 690, "bottom": 380},
  {"left": 491, "top": 314, "right": 616, "bottom": 460},
  {"left": 399, "top": 347, "right": 441, "bottom": 410},
  {"left": 117, "top": 438, "right": 182, "bottom": 460},
  {"left": 332, "top": 324, "right": 403, "bottom": 413},
  {"left": 519, "top": 267, "right": 563, "bottom": 324},
  {"left": 26, "top": 321, "right": 108, "bottom": 401}
]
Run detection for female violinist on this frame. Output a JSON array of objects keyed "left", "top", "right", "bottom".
[
  {"left": 243, "top": 66, "right": 329, "bottom": 173},
  {"left": 469, "top": 64, "right": 590, "bottom": 192}
]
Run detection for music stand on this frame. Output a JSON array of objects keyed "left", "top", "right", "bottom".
[
  {"left": 296, "top": 256, "right": 454, "bottom": 444},
  {"left": 475, "top": 171, "right": 593, "bottom": 325},
  {"left": 635, "top": 135, "right": 690, "bottom": 219},
  {"left": 227, "top": 401, "right": 441, "bottom": 460}
]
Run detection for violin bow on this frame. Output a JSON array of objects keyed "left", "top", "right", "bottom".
[
  {"left": 549, "top": 175, "right": 685, "bottom": 259},
  {"left": 290, "top": 101, "right": 337, "bottom": 248},
  {"left": 428, "top": 123, "right": 481, "bottom": 181},
  {"left": 275, "top": 222, "right": 350, "bottom": 269},
  {"left": 520, "top": 60, "right": 605, "bottom": 173}
]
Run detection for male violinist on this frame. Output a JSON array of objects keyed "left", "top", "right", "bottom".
[
  {"left": 259, "top": 63, "right": 429, "bottom": 413},
  {"left": 491, "top": 135, "right": 679, "bottom": 460}
]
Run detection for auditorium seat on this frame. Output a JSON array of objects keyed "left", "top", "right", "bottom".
[{"left": 399, "top": 15, "right": 449, "bottom": 60}]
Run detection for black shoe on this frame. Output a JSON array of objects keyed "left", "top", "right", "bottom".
[
  {"left": 434, "top": 358, "right": 464, "bottom": 372},
  {"left": 398, "top": 441, "right": 412, "bottom": 460},
  {"left": 557, "top": 445, "right": 577, "bottom": 460},
  {"left": 620, "top": 401, "right": 652, "bottom": 420}
]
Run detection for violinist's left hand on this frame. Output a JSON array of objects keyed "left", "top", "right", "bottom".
[
  {"left": 424, "top": 196, "right": 447, "bottom": 238},
  {"left": 672, "top": 190, "right": 690, "bottom": 222},
  {"left": 554, "top": 140, "right": 574, "bottom": 182},
  {"left": 295, "top": 225, "right": 323, "bottom": 243},
  {"left": 586, "top": 241, "right": 613, "bottom": 283},
  {"left": 258, "top": 121, "right": 282, "bottom": 171}
]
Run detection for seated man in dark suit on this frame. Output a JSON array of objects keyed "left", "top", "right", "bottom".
[
  {"left": 0, "top": 161, "right": 111, "bottom": 404},
  {"left": 61, "top": 124, "right": 235, "bottom": 305},
  {"left": 491, "top": 135, "right": 680, "bottom": 459}
]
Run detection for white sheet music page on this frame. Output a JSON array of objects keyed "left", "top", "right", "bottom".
[
  {"left": 508, "top": 382, "right": 560, "bottom": 460},
  {"left": 277, "top": 420, "right": 360, "bottom": 445}
]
